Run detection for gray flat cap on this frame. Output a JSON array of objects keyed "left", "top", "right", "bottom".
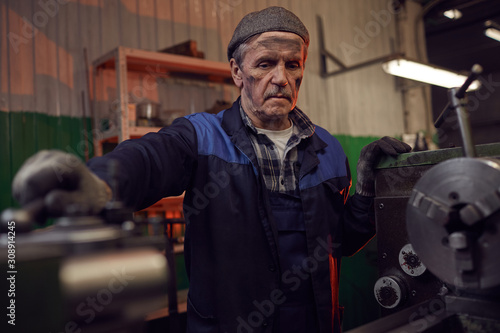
[{"left": 227, "top": 6, "right": 309, "bottom": 61}]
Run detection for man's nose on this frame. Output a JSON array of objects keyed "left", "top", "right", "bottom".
[{"left": 271, "top": 64, "right": 288, "bottom": 87}]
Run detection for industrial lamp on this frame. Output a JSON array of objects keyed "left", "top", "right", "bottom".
[
  {"left": 484, "top": 20, "right": 500, "bottom": 42},
  {"left": 382, "top": 57, "right": 481, "bottom": 90}
]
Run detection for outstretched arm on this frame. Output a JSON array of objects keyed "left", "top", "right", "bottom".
[{"left": 12, "top": 117, "right": 198, "bottom": 216}]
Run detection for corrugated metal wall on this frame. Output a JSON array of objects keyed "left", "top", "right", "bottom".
[
  {"left": 1, "top": 0, "right": 409, "bottom": 207},
  {"left": 0, "top": 0, "right": 408, "bottom": 183},
  {"left": 0, "top": 0, "right": 413, "bottom": 208},
  {"left": 0, "top": 0, "right": 416, "bottom": 329},
  {"left": 1, "top": 0, "right": 405, "bottom": 128}
]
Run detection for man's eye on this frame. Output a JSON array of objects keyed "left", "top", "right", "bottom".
[
  {"left": 287, "top": 63, "right": 300, "bottom": 70},
  {"left": 259, "top": 62, "right": 270, "bottom": 69}
]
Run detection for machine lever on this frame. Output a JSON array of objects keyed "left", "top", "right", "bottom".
[{"left": 434, "top": 64, "right": 482, "bottom": 129}]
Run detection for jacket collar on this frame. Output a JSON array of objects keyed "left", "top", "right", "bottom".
[
  {"left": 221, "top": 97, "right": 260, "bottom": 170},
  {"left": 221, "top": 97, "right": 244, "bottom": 136},
  {"left": 221, "top": 97, "right": 328, "bottom": 171},
  {"left": 299, "top": 131, "right": 328, "bottom": 178}
]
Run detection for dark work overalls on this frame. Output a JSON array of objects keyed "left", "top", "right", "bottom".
[{"left": 268, "top": 191, "right": 320, "bottom": 333}]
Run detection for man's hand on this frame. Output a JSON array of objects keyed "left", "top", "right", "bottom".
[
  {"left": 12, "top": 150, "right": 111, "bottom": 216},
  {"left": 356, "top": 137, "right": 412, "bottom": 197}
]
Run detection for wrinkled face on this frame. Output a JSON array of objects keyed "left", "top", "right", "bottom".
[{"left": 230, "top": 31, "right": 307, "bottom": 130}]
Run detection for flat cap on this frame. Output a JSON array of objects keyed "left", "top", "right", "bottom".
[{"left": 227, "top": 6, "right": 309, "bottom": 61}]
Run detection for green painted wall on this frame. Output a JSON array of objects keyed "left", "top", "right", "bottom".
[
  {"left": 335, "top": 134, "right": 382, "bottom": 331},
  {"left": 0, "top": 111, "right": 93, "bottom": 212}
]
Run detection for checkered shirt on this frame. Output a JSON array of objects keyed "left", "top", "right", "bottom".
[{"left": 240, "top": 105, "right": 315, "bottom": 195}]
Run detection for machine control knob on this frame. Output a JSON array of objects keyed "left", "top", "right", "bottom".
[
  {"left": 399, "top": 243, "right": 426, "bottom": 277},
  {"left": 374, "top": 275, "right": 407, "bottom": 309}
]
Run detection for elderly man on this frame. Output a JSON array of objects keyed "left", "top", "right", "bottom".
[{"left": 13, "top": 6, "right": 410, "bottom": 333}]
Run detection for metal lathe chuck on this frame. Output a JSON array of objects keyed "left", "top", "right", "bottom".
[{"left": 406, "top": 157, "right": 500, "bottom": 292}]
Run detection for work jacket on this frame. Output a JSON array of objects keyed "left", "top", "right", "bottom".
[{"left": 88, "top": 98, "right": 376, "bottom": 333}]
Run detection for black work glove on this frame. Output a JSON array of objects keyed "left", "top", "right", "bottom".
[
  {"left": 12, "top": 150, "right": 111, "bottom": 216},
  {"left": 355, "top": 137, "right": 411, "bottom": 197}
]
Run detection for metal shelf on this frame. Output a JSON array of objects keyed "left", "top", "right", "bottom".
[
  {"left": 94, "top": 46, "right": 232, "bottom": 79},
  {"left": 92, "top": 46, "right": 233, "bottom": 156}
]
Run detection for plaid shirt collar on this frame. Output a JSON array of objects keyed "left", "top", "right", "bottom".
[
  {"left": 239, "top": 103, "right": 315, "bottom": 194},
  {"left": 239, "top": 104, "right": 315, "bottom": 140}
]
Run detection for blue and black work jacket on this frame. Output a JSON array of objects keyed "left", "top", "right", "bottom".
[{"left": 88, "top": 98, "right": 376, "bottom": 333}]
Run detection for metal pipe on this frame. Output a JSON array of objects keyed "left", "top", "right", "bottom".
[
  {"left": 449, "top": 87, "right": 476, "bottom": 158},
  {"left": 434, "top": 64, "right": 482, "bottom": 129}
]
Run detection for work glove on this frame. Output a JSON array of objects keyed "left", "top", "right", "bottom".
[
  {"left": 12, "top": 150, "right": 111, "bottom": 217},
  {"left": 355, "top": 137, "right": 411, "bottom": 197}
]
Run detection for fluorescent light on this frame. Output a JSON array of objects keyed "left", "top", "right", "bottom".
[
  {"left": 382, "top": 58, "right": 481, "bottom": 90},
  {"left": 443, "top": 9, "right": 462, "bottom": 20},
  {"left": 484, "top": 20, "right": 500, "bottom": 42},
  {"left": 485, "top": 27, "right": 500, "bottom": 42}
]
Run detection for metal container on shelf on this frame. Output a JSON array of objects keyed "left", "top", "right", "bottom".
[{"left": 136, "top": 101, "right": 163, "bottom": 127}]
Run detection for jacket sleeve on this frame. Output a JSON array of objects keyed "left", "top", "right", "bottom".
[
  {"left": 87, "top": 117, "right": 198, "bottom": 211},
  {"left": 342, "top": 194, "right": 376, "bottom": 256},
  {"left": 341, "top": 157, "right": 376, "bottom": 256}
]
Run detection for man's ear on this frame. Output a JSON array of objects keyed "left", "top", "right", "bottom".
[{"left": 230, "top": 58, "right": 243, "bottom": 88}]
